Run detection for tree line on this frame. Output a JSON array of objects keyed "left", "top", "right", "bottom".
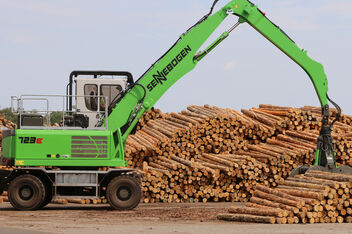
[{"left": 0, "top": 107, "right": 63, "bottom": 126}]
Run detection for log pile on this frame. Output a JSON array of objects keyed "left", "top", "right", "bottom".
[
  {"left": 0, "top": 115, "right": 16, "bottom": 173},
  {"left": 255, "top": 105, "right": 352, "bottom": 166},
  {"left": 127, "top": 104, "right": 352, "bottom": 204},
  {"left": 126, "top": 104, "right": 289, "bottom": 169},
  {"left": 64, "top": 198, "right": 108, "bottom": 205},
  {"left": 136, "top": 107, "right": 164, "bottom": 131},
  {"left": 141, "top": 153, "right": 271, "bottom": 203},
  {"left": 217, "top": 170, "right": 352, "bottom": 224},
  {"left": 257, "top": 104, "right": 352, "bottom": 133},
  {"left": 132, "top": 104, "right": 325, "bottom": 203},
  {"left": 0, "top": 190, "right": 108, "bottom": 205},
  {"left": 140, "top": 129, "right": 318, "bottom": 203},
  {"left": 0, "top": 114, "right": 16, "bottom": 148}
]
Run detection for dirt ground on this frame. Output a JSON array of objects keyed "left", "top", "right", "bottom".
[{"left": 1, "top": 202, "right": 352, "bottom": 234}]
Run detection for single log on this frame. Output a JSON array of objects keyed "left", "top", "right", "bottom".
[
  {"left": 256, "top": 184, "right": 305, "bottom": 205},
  {"left": 228, "top": 206, "right": 286, "bottom": 218},
  {"left": 250, "top": 197, "right": 299, "bottom": 214},
  {"left": 276, "top": 188, "right": 323, "bottom": 200},
  {"left": 67, "top": 199, "right": 85, "bottom": 204},
  {"left": 52, "top": 199, "right": 68, "bottom": 205},
  {"left": 217, "top": 213, "right": 276, "bottom": 224},
  {"left": 253, "top": 190, "right": 302, "bottom": 208}
]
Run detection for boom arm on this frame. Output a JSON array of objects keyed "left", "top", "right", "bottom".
[{"left": 108, "top": 0, "right": 338, "bottom": 168}]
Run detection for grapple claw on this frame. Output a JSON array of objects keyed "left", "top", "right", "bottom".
[{"left": 290, "top": 164, "right": 352, "bottom": 177}]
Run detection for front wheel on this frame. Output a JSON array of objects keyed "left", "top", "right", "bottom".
[
  {"left": 39, "top": 185, "right": 53, "bottom": 209},
  {"left": 106, "top": 175, "right": 141, "bottom": 210},
  {"left": 8, "top": 174, "right": 46, "bottom": 210}
]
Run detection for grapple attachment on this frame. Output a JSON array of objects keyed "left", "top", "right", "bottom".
[
  {"left": 290, "top": 98, "right": 352, "bottom": 177},
  {"left": 290, "top": 164, "right": 352, "bottom": 177}
]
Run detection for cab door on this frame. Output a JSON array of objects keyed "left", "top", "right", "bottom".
[{"left": 75, "top": 79, "right": 127, "bottom": 128}]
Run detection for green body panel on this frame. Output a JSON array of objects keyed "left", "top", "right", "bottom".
[
  {"left": 2, "top": 135, "right": 16, "bottom": 159},
  {"left": 4, "top": 0, "right": 332, "bottom": 167},
  {"left": 13, "top": 129, "right": 126, "bottom": 167}
]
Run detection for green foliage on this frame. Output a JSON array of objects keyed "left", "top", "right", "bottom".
[
  {"left": 0, "top": 107, "right": 18, "bottom": 124},
  {"left": 49, "top": 111, "right": 63, "bottom": 125},
  {"left": 0, "top": 108, "right": 62, "bottom": 126}
]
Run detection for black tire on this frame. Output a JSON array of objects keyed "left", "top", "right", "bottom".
[
  {"left": 39, "top": 185, "right": 53, "bottom": 209},
  {"left": 8, "top": 174, "right": 46, "bottom": 211},
  {"left": 106, "top": 175, "right": 141, "bottom": 210}
]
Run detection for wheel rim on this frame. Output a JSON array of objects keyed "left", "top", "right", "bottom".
[
  {"left": 19, "top": 185, "right": 34, "bottom": 201},
  {"left": 117, "top": 186, "right": 132, "bottom": 201}
]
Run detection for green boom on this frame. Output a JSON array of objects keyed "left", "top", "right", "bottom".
[
  {"left": 108, "top": 1, "right": 330, "bottom": 163},
  {"left": 9, "top": 0, "right": 332, "bottom": 167}
]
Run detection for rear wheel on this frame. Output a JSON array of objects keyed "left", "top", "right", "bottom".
[
  {"left": 8, "top": 174, "right": 46, "bottom": 210},
  {"left": 106, "top": 175, "right": 141, "bottom": 210}
]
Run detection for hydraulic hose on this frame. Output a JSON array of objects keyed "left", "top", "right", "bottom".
[{"left": 327, "top": 94, "right": 341, "bottom": 129}]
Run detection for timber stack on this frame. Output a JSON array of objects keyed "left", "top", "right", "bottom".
[
  {"left": 127, "top": 104, "right": 352, "bottom": 203},
  {"left": 0, "top": 115, "right": 16, "bottom": 173},
  {"left": 136, "top": 107, "right": 164, "bottom": 131},
  {"left": 141, "top": 153, "right": 272, "bottom": 203},
  {"left": 140, "top": 129, "right": 317, "bottom": 203},
  {"left": 255, "top": 105, "right": 352, "bottom": 166},
  {"left": 217, "top": 170, "right": 352, "bottom": 224},
  {"left": 0, "top": 114, "right": 16, "bottom": 148},
  {"left": 0, "top": 190, "right": 107, "bottom": 205},
  {"left": 126, "top": 104, "right": 288, "bottom": 169}
]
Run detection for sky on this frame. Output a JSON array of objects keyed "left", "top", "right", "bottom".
[{"left": 1, "top": 0, "right": 352, "bottom": 114}]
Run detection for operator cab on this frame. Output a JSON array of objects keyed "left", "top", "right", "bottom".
[
  {"left": 11, "top": 71, "right": 133, "bottom": 129},
  {"left": 66, "top": 71, "right": 134, "bottom": 128}
]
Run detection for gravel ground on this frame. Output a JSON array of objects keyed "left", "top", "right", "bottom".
[{"left": 1, "top": 202, "right": 352, "bottom": 234}]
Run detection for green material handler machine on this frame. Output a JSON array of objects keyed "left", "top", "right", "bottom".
[{"left": 1, "top": 0, "right": 351, "bottom": 211}]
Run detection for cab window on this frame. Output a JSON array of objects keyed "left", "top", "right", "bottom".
[
  {"left": 84, "top": 84, "right": 98, "bottom": 111},
  {"left": 100, "top": 85, "right": 122, "bottom": 110}
]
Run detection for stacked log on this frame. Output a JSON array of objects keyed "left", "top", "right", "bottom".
[
  {"left": 51, "top": 197, "right": 108, "bottom": 205},
  {"left": 0, "top": 192, "right": 4, "bottom": 203},
  {"left": 0, "top": 191, "right": 8, "bottom": 203},
  {"left": 256, "top": 104, "right": 319, "bottom": 131},
  {"left": 141, "top": 152, "right": 271, "bottom": 203},
  {"left": 256, "top": 105, "right": 352, "bottom": 166},
  {"left": 141, "top": 126, "right": 322, "bottom": 203},
  {"left": 0, "top": 190, "right": 108, "bottom": 205},
  {"left": 125, "top": 128, "right": 165, "bottom": 168},
  {"left": 126, "top": 104, "right": 288, "bottom": 168},
  {"left": 125, "top": 108, "right": 165, "bottom": 168},
  {"left": 218, "top": 170, "right": 352, "bottom": 224},
  {"left": 65, "top": 198, "right": 108, "bottom": 205},
  {"left": 240, "top": 135, "right": 315, "bottom": 186},
  {"left": 127, "top": 104, "right": 352, "bottom": 204},
  {"left": 136, "top": 107, "right": 164, "bottom": 131},
  {"left": 300, "top": 105, "right": 352, "bottom": 126},
  {"left": 0, "top": 114, "right": 16, "bottom": 148}
]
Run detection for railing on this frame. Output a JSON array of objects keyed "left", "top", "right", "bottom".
[{"left": 11, "top": 94, "right": 109, "bottom": 130}]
